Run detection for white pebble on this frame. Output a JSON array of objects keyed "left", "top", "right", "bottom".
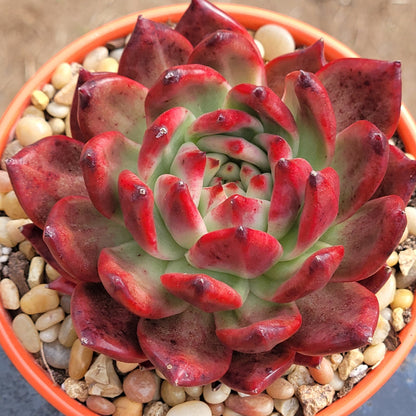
[
  {"left": 35, "top": 307, "right": 65, "bottom": 331},
  {"left": 110, "top": 48, "right": 124, "bottom": 62},
  {"left": 39, "top": 323, "right": 61, "bottom": 343},
  {"left": 12, "top": 313, "right": 41, "bottom": 353},
  {"left": 376, "top": 273, "right": 396, "bottom": 310},
  {"left": 405, "top": 206, "right": 416, "bottom": 235},
  {"left": 51, "top": 62, "right": 73, "bottom": 90},
  {"left": 254, "top": 24, "right": 295, "bottom": 61},
  {"left": 166, "top": 401, "right": 212, "bottom": 416},
  {"left": 363, "top": 343, "right": 387, "bottom": 366},
  {"left": 15, "top": 116, "right": 53, "bottom": 146},
  {"left": 46, "top": 101, "right": 70, "bottom": 119},
  {"left": 48, "top": 118, "right": 66, "bottom": 134},
  {"left": 42, "top": 83, "right": 56, "bottom": 99},
  {"left": 83, "top": 46, "right": 109, "bottom": 71},
  {"left": 370, "top": 315, "right": 390, "bottom": 345},
  {"left": 2, "top": 246, "right": 12, "bottom": 255},
  {"left": 0, "top": 278, "right": 20, "bottom": 310},
  {"left": 203, "top": 382, "right": 231, "bottom": 404},
  {"left": 43, "top": 339, "right": 71, "bottom": 369}
]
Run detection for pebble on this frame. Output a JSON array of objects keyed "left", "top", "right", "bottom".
[
  {"left": 86, "top": 395, "right": 116, "bottom": 415},
  {"left": 110, "top": 48, "right": 124, "bottom": 62},
  {"left": 405, "top": 206, "right": 416, "bottom": 235},
  {"left": 203, "top": 382, "right": 231, "bottom": 404},
  {"left": 19, "top": 240, "right": 36, "bottom": 260},
  {"left": 12, "top": 313, "right": 41, "bottom": 353},
  {"left": 123, "top": 369, "right": 158, "bottom": 403},
  {"left": 46, "top": 101, "right": 70, "bottom": 119},
  {"left": 22, "top": 105, "right": 45, "bottom": 118},
  {"left": 287, "top": 365, "right": 314, "bottom": 389},
  {"left": 69, "top": 338, "right": 94, "bottom": 380},
  {"left": 116, "top": 361, "right": 139, "bottom": 374},
  {"left": 20, "top": 284, "right": 60, "bottom": 314},
  {"left": 225, "top": 393, "right": 274, "bottom": 416},
  {"left": 166, "top": 400, "right": 212, "bottom": 416},
  {"left": 15, "top": 116, "right": 53, "bottom": 146},
  {"left": 296, "top": 384, "right": 335, "bottom": 416},
  {"left": 254, "top": 24, "right": 295, "bottom": 61},
  {"left": 43, "top": 339, "right": 71, "bottom": 369},
  {"left": 6, "top": 218, "right": 32, "bottom": 247},
  {"left": 96, "top": 57, "right": 119, "bottom": 73},
  {"left": 83, "top": 46, "right": 109, "bottom": 71},
  {"left": 42, "top": 83, "right": 56, "bottom": 99},
  {"left": 376, "top": 273, "right": 396, "bottom": 309},
  {"left": 1, "top": 140, "right": 23, "bottom": 169},
  {"left": 51, "top": 62, "right": 73, "bottom": 90},
  {"left": 184, "top": 385, "right": 203, "bottom": 398},
  {"left": 160, "top": 381, "right": 186, "bottom": 407},
  {"left": 398, "top": 248, "right": 416, "bottom": 276},
  {"left": 390, "top": 288, "right": 414, "bottom": 309},
  {"left": 328, "top": 372, "right": 344, "bottom": 391},
  {"left": 35, "top": 307, "right": 65, "bottom": 331},
  {"left": 143, "top": 400, "right": 169, "bottom": 416},
  {"left": 266, "top": 377, "right": 295, "bottom": 400},
  {"left": 46, "top": 263, "right": 61, "bottom": 282},
  {"left": 113, "top": 396, "right": 143, "bottom": 416},
  {"left": 337, "top": 349, "right": 364, "bottom": 381},
  {"left": 54, "top": 75, "right": 77, "bottom": 106},
  {"left": 39, "top": 323, "right": 61, "bottom": 343},
  {"left": 31, "top": 90, "right": 49, "bottom": 110},
  {"left": 392, "top": 307, "right": 406, "bottom": 332},
  {"left": 3, "top": 191, "right": 28, "bottom": 220},
  {"left": 208, "top": 402, "right": 225, "bottom": 416},
  {"left": 60, "top": 294, "right": 72, "bottom": 313},
  {"left": 49, "top": 117, "right": 66, "bottom": 134},
  {"left": 28, "top": 256, "right": 45, "bottom": 288},
  {"left": 223, "top": 409, "right": 243, "bottom": 416},
  {"left": 0, "top": 170, "right": 12, "bottom": 193},
  {"left": 62, "top": 377, "right": 89, "bottom": 402},
  {"left": 0, "top": 216, "right": 13, "bottom": 247},
  {"left": 308, "top": 357, "right": 334, "bottom": 385},
  {"left": 58, "top": 315, "right": 78, "bottom": 347},
  {"left": 370, "top": 315, "right": 390, "bottom": 345},
  {"left": 363, "top": 343, "right": 387, "bottom": 366},
  {"left": 273, "top": 397, "right": 300, "bottom": 416},
  {"left": 0, "top": 278, "right": 20, "bottom": 310}
]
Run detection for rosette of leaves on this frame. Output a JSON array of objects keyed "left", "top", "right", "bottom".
[{"left": 7, "top": 0, "right": 416, "bottom": 394}]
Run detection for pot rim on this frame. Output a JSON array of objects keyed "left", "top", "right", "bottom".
[{"left": 0, "top": 3, "right": 415, "bottom": 416}]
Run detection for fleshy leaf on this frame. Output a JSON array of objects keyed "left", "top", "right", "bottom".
[
  {"left": 204, "top": 194, "right": 270, "bottom": 232},
  {"left": 294, "top": 353, "right": 322, "bottom": 368},
  {"left": 317, "top": 58, "right": 402, "bottom": 138},
  {"left": 98, "top": 241, "right": 187, "bottom": 319},
  {"left": 286, "top": 282, "right": 379, "bottom": 355},
  {"left": 188, "top": 30, "right": 265, "bottom": 86},
  {"left": 215, "top": 293, "right": 301, "bottom": 353},
  {"left": 331, "top": 121, "right": 389, "bottom": 223},
  {"left": 225, "top": 84, "right": 299, "bottom": 154},
  {"left": 372, "top": 144, "right": 416, "bottom": 205},
  {"left": 43, "top": 196, "right": 131, "bottom": 282},
  {"left": 282, "top": 70, "right": 336, "bottom": 169},
  {"left": 154, "top": 174, "right": 207, "bottom": 249},
  {"left": 221, "top": 346, "right": 295, "bottom": 394},
  {"left": 198, "top": 184, "right": 228, "bottom": 217},
  {"left": 322, "top": 195, "right": 406, "bottom": 282},
  {"left": 6, "top": 135, "right": 88, "bottom": 229},
  {"left": 175, "top": 0, "right": 252, "bottom": 46},
  {"left": 137, "top": 107, "right": 195, "bottom": 187},
  {"left": 359, "top": 265, "right": 392, "bottom": 294},
  {"left": 47, "top": 277, "right": 77, "bottom": 295},
  {"left": 72, "top": 282, "right": 146, "bottom": 362},
  {"left": 240, "top": 162, "right": 261, "bottom": 190},
  {"left": 252, "top": 244, "right": 344, "bottom": 303},
  {"left": 160, "top": 272, "right": 243, "bottom": 312},
  {"left": 118, "top": 170, "right": 185, "bottom": 260},
  {"left": 186, "top": 226, "right": 282, "bottom": 279},
  {"left": 246, "top": 173, "right": 273, "bottom": 201},
  {"left": 137, "top": 306, "right": 232, "bottom": 386},
  {"left": 266, "top": 39, "right": 327, "bottom": 97},
  {"left": 267, "top": 158, "right": 312, "bottom": 240},
  {"left": 145, "top": 64, "right": 230, "bottom": 123},
  {"left": 188, "top": 109, "right": 264, "bottom": 141},
  {"left": 118, "top": 16, "right": 193, "bottom": 88},
  {"left": 80, "top": 131, "right": 140, "bottom": 220},
  {"left": 77, "top": 74, "right": 148, "bottom": 143}
]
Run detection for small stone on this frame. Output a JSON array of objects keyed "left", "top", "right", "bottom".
[
  {"left": 160, "top": 380, "right": 186, "bottom": 407},
  {"left": 363, "top": 343, "right": 387, "bottom": 366},
  {"left": 84, "top": 354, "right": 123, "bottom": 398},
  {"left": 123, "top": 369, "right": 158, "bottom": 404},
  {"left": 208, "top": 402, "right": 225, "bottom": 416},
  {"left": 338, "top": 349, "right": 364, "bottom": 381},
  {"left": 39, "top": 323, "right": 60, "bottom": 343},
  {"left": 405, "top": 206, "right": 416, "bottom": 235},
  {"left": 43, "top": 339, "right": 71, "bottom": 369},
  {"left": 42, "top": 83, "right": 56, "bottom": 99},
  {"left": 12, "top": 313, "right": 41, "bottom": 353},
  {"left": 45, "top": 263, "right": 61, "bottom": 282},
  {"left": 392, "top": 307, "right": 406, "bottom": 332},
  {"left": 48, "top": 117, "right": 66, "bottom": 134},
  {"left": 398, "top": 248, "right": 416, "bottom": 276},
  {"left": 225, "top": 393, "right": 275, "bottom": 416},
  {"left": 273, "top": 397, "right": 299, "bottom": 416},
  {"left": 86, "top": 395, "right": 116, "bottom": 415},
  {"left": 6, "top": 251, "right": 30, "bottom": 295},
  {"left": 54, "top": 75, "right": 78, "bottom": 106},
  {"left": 58, "top": 315, "right": 78, "bottom": 347},
  {"left": 110, "top": 48, "right": 124, "bottom": 62},
  {"left": 287, "top": 365, "right": 314, "bottom": 389},
  {"left": 35, "top": 307, "right": 65, "bottom": 331},
  {"left": 328, "top": 372, "right": 345, "bottom": 391},
  {"left": 0, "top": 170, "right": 12, "bottom": 194},
  {"left": 20, "top": 284, "right": 60, "bottom": 314},
  {"left": 28, "top": 256, "right": 45, "bottom": 288},
  {"left": 0, "top": 216, "right": 13, "bottom": 247},
  {"left": 22, "top": 105, "right": 45, "bottom": 118},
  {"left": 46, "top": 101, "right": 70, "bottom": 119},
  {"left": 1, "top": 140, "right": 23, "bottom": 170},
  {"left": 390, "top": 288, "right": 414, "bottom": 310},
  {"left": 96, "top": 57, "right": 119, "bottom": 73},
  {"left": 184, "top": 385, "right": 203, "bottom": 398},
  {"left": 116, "top": 360, "right": 139, "bottom": 373},
  {"left": 6, "top": 218, "right": 32, "bottom": 247},
  {"left": 113, "top": 396, "right": 143, "bottom": 416},
  {"left": 31, "top": 90, "right": 49, "bottom": 110},
  {"left": 308, "top": 357, "right": 334, "bottom": 385},
  {"left": 376, "top": 273, "right": 396, "bottom": 310},
  {"left": 370, "top": 315, "right": 390, "bottom": 345},
  {"left": 143, "top": 401, "right": 169, "bottom": 416},
  {"left": 166, "top": 401, "right": 212, "bottom": 416},
  {"left": 296, "top": 384, "right": 335, "bottom": 416},
  {"left": 60, "top": 294, "right": 72, "bottom": 314},
  {"left": 15, "top": 116, "right": 53, "bottom": 146},
  {"left": 83, "top": 46, "right": 109, "bottom": 71},
  {"left": 19, "top": 240, "right": 36, "bottom": 260},
  {"left": 3, "top": 191, "right": 28, "bottom": 220},
  {"left": 254, "top": 24, "right": 295, "bottom": 61},
  {"left": 348, "top": 364, "right": 368, "bottom": 380},
  {"left": 266, "top": 377, "right": 295, "bottom": 400},
  {"left": 329, "top": 354, "right": 343, "bottom": 371},
  {"left": 51, "top": 62, "right": 73, "bottom": 90},
  {"left": 0, "top": 278, "right": 20, "bottom": 310},
  {"left": 62, "top": 378, "right": 89, "bottom": 402},
  {"left": 203, "top": 382, "right": 231, "bottom": 404}
]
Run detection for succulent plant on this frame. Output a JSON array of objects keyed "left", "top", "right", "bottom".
[{"left": 6, "top": 0, "right": 416, "bottom": 394}]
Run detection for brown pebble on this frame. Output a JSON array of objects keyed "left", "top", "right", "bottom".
[
  {"left": 308, "top": 357, "right": 334, "bottom": 385},
  {"left": 6, "top": 251, "right": 30, "bottom": 295},
  {"left": 208, "top": 402, "right": 226, "bottom": 415},
  {"left": 86, "top": 395, "right": 116, "bottom": 415},
  {"left": 296, "top": 384, "right": 335, "bottom": 416},
  {"left": 113, "top": 396, "right": 143, "bottom": 416},
  {"left": 225, "top": 393, "right": 274, "bottom": 416},
  {"left": 123, "top": 369, "right": 157, "bottom": 403}
]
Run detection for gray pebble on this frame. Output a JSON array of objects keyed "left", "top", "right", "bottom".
[{"left": 42, "top": 339, "right": 71, "bottom": 369}]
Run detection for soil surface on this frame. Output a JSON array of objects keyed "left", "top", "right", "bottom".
[{"left": 1, "top": 0, "right": 415, "bottom": 119}]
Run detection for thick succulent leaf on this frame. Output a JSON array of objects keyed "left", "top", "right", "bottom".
[
  {"left": 252, "top": 244, "right": 344, "bottom": 303},
  {"left": 137, "top": 306, "right": 232, "bottom": 386},
  {"left": 221, "top": 346, "right": 295, "bottom": 395},
  {"left": 118, "top": 16, "right": 193, "bottom": 88},
  {"left": 246, "top": 173, "right": 273, "bottom": 200},
  {"left": 145, "top": 64, "right": 230, "bottom": 123},
  {"left": 20, "top": 223, "right": 78, "bottom": 283},
  {"left": 175, "top": 0, "right": 252, "bottom": 46},
  {"left": 188, "top": 30, "right": 265, "bottom": 86},
  {"left": 281, "top": 167, "right": 339, "bottom": 260},
  {"left": 266, "top": 39, "right": 327, "bottom": 97},
  {"left": 186, "top": 226, "right": 282, "bottom": 279},
  {"left": 72, "top": 282, "right": 146, "bottom": 362},
  {"left": 118, "top": 170, "right": 185, "bottom": 260},
  {"left": 80, "top": 131, "right": 140, "bottom": 221},
  {"left": 169, "top": 142, "right": 206, "bottom": 206},
  {"left": 331, "top": 121, "right": 389, "bottom": 223},
  {"left": 282, "top": 70, "right": 336, "bottom": 170},
  {"left": 77, "top": 74, "right": 148, "bottom": 143},
  {"left": 267, "top": 158, "right": 312, "bottom": 240},
  {"left": 225, "top": 84, "right": 299, "bottom": 154},
  {"left": 217, "top": 162, "right": 240, "bottom": 182},
  {"left": 160, "top": 272, "right": 243, "bottom": 312},
  {"left": 286, "top": 282, "right": 379, "bottom": 355},
  {"left": 6, "top": 135, "right": 88, "bottom": 229},
  {"left": 215, "top": 293, "right": 302, "bottom": 353},
  {"left": 359, "top": 265, "right": 392, "bottom": 294},
  {"left": 197, "top": 135, "right": 269, "bottom": 171},
  {"left": 198, "top": 184, "right": 228, "bottom": 217},
  {"left": 204, "top": 194, "right": 269, "bottom": 232},
  {"left": 43, "top": 196, "right": 131, "bottom": 282},
  {"left": 373, "top": 144, "right": 416, "bottom": 205},
  {"left": 317, "top": 58, "right": 401, "bottom": 138},
  {"left": 202, "top": 154, "right": 224, "bottom": 186},
  {"left": 294, "top": 353, "right": 322, "bottom": 368},
  {"left": 240, "top": 162, "right": 261, "bottom": 190},
  {"left": 223, "top": 182, "right": 246, "bottom": 197},
  {"left": 98, "top": 241, "right": 187, "bottom": 319},
  {"left": 322, "top": 195, "right": 406, "bottom": 282},
  {"left": 154, "top": 174, "right": 207, "bottom": 249},
  {"left": 137, "top": 107, "right": 195, "bottom": 187},
  {"left": 47, "top": 276, "right": 77, "bottom": 295},
  {"left": 188, "top": 109, "right": 264, "bottom": 141}
]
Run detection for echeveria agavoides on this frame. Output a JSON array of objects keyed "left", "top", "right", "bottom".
[{"left": 7, "top": 0, "right": 416, "bottom": 393}]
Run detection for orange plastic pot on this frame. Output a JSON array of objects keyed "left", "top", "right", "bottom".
[{"left": 0, "top": 3, "right": 415, "bottom": 416}]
